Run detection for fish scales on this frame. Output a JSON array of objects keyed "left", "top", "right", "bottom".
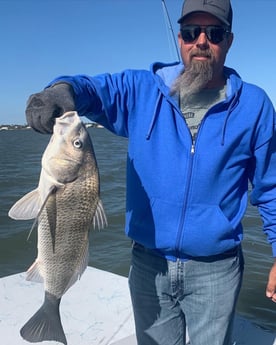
[{"left": 37, "top": 175, "right": 98, "bottom": 298}]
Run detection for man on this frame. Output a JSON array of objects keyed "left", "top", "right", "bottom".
[{"left": 25, "top": 0, "right": 276, "bottom": 344}]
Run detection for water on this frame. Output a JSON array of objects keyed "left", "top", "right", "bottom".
[{"left": 0, "top": 128, "right": 275, "bottom": 331}]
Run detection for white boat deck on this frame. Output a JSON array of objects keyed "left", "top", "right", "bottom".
[{"left": 0, "top": 266, "right": 275, "bottom": 345}]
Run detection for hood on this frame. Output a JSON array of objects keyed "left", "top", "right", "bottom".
[
  {"left": 152, "top": 61, "right": 184, "bottom": 90},
  {"left": 151, "top": 61, "right": 242, "bottom": 96},
  {"left": 146, "top": 61, "right": 243, "bottom": 142}
]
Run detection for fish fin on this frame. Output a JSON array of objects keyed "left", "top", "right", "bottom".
[
  {"left": 8, "top": 185, "right": 57, "bottom": 221},
  {"left": 20, "top": 292, "right": 67, "bottom": 345},
  {"left": 40, "top": 190, "right": 57, "bottom": 253},
  {"left": 26, "top": 217, "right": 39, "bottom": 241},
  {"left": 25, "top": 260, "right": 44, "bottom": 283},
  {"left": 8, "top": 189, "right": 41, "bottom": 220},
  {"left": 24, "top": 186, "right": 57, "bottom": 243},
  {"left": 92, "top": 199, "right": 108, "bottom": 230}
]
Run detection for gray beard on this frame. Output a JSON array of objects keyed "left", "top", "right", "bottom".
[{"left": 171, "top": 60, "right": 214, "bottom": 98}]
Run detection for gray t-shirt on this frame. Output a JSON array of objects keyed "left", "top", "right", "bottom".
[{"left": 180, "top": 86, "right": 226, "bottom": 144}]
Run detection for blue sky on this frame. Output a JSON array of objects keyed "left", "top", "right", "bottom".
[{"left": 1, "top": 0, "right": 275, "bottom": 124}]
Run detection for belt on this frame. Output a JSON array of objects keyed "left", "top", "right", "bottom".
[{"left": 132, "top": 242, "right": 241, "bottom": 263}]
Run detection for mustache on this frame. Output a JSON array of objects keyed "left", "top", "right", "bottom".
[{"left": 190, "top": 49, "right": 213, "bottom": 58}]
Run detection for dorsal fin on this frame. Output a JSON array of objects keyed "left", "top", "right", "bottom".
[{"left": 92, "top": 199, "right": 108, "bottom": 229}]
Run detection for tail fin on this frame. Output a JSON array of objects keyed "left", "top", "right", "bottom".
[{"left": 20, "top": 292, "right": 67, "bottom": 345}]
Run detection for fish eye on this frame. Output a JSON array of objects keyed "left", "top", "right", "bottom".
[{"left": 73, "top": 139, "right": 83, "bottom": 149}]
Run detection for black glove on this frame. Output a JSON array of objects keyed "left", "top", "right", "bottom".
[{"left": 26, "top": 83, "right": 75, "bottom": 134}]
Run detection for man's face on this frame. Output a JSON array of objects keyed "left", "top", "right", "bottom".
[{"left": 178, "top": 12, "right": 233, "bottom": 88}]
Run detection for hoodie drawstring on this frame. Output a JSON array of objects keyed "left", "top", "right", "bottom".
[
  {"left": 146, "top": 92, "right": 163, "bottom": 140},
  {"left": 221, "top": 91, "right": 239, "bottom": 146}
]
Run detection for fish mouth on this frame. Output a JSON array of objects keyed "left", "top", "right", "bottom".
[
  {"left": 58, "top": 111, "right": 78, "bottom": 123},
  {"left": 54, "top": 111, "right": 81, "bottom": 135}
]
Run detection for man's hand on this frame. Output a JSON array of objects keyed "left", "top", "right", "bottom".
[
  {"left": 266, "top": 260, "right": 276, "bottom": 302},
  {"left": 26, "top": 83, "right": 75, "bottom": 134}
]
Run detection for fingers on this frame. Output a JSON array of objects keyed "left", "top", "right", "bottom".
[
  {"left": 26, "top": 93, "right": 53, "bottom": 134},
  {"left": 25, "top": 94, "right": 63, "bottom": 134},
  {"left": 266, "top": 285, "right": 276, "bottom": 302},
  {"left": 266, "top": 262, "right": 276, "bottom": 303},
  {"left": 26, "top": 95, "right": 54, "bottom": 134},
  {"left": 25, "top": 84, "right": 75, "bottom": 134}
]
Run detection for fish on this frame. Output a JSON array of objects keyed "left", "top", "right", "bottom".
[{"left": 8, "top": 111, "right": 107, "bottom": 345}]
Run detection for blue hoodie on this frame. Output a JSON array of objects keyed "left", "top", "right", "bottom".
[{"left": 50, "top": 62, "right": 276, "bottom": 260}]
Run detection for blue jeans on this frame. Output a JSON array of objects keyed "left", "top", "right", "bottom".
[{"left": 128, "top": 243, "right": 244, "bottom": 345}]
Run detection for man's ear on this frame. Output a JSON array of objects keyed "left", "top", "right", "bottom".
[{"left": 226, "top": 32, "right": 234, "bottom": 52}]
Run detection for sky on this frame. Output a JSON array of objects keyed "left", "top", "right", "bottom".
[{"left": 0, "top": 0, "right": 275, "bottom": 124}]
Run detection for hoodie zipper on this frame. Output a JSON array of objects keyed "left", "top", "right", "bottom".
[
  {"left": 175, "top": 106, "right": 221, "bottom": 255},
  {"left": 175, "top": 125, "right": 195, "bottom": 257}
]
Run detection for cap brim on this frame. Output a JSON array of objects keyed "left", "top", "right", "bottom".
[{"left": 177, "top": 12, "right": 230, "bottom": 27}]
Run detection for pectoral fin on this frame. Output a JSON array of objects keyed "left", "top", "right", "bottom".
[
  {"left": 8, "top": 189, "right": 41, "bottom": 220},
  {"left": 8, "top": 185, "right": 57, "bottom": 220}
]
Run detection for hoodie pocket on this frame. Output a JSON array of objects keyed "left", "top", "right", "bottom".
[
  {"left": 180, "top": 204, "right": 241, "bottom": 256},
  {"left": 150, "top": 197, "right": 183, "bottom": 249}
]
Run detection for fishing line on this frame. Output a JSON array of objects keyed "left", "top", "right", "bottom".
[{"left": 161, "top": 0, "right": 181, "bottom": 62}]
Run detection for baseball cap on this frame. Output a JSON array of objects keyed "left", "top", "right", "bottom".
[{"left": 178, "top": 0, "right": 233, "bottom": 29}]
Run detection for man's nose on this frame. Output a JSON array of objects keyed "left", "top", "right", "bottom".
[{"left": 196, "top": 32, "right": 209, "bottom": 48}]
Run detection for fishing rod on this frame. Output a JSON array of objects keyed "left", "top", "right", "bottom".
[{"left": 161, "top": 0, "right": 181, "bottom": 62}]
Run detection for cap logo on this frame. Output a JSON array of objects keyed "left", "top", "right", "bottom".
[{"left": 203, "top": 0, "right": 226, "bottom": 13}]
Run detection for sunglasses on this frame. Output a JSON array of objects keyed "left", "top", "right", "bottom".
[{"left": 180, "top": 25, "right": 230, "bottom": 44}]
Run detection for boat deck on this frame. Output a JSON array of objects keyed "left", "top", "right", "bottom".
[{"left": 0, "top": 266, "right": 275, "bottom": 344}]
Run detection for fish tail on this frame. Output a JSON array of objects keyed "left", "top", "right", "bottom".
[{"left": 20, "top": 292, "right": 67, "bottom": 345}]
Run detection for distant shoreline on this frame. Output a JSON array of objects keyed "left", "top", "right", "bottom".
[
  {"left": 0, "top": 124, "right": 30, "bottom": 130},
  {"left": 0, "top": 123, "right": 103, "bottom": 131}
]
